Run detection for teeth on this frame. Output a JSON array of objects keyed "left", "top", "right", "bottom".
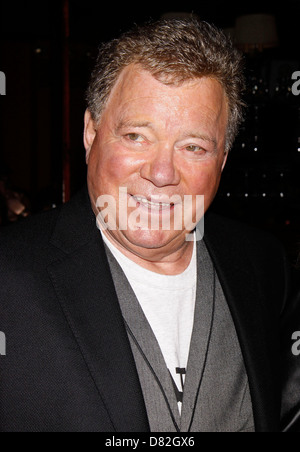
[{"left": 133, "top": 196, "right": 171, "bottom": 208}]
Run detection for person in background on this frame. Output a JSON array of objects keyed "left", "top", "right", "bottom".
[{"left": 0, "top": 172, "right": 30, "bottom": 225}]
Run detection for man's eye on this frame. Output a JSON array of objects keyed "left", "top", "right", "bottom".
[
  {"left": 185, "top": 145, "right": 203, "bottom": 153},
  {"left": 127, "top": 133, "right": 144, "bottom": 142}
]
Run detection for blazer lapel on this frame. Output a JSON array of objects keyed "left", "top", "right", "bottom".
[
  {"left": 204, "top": 212, "right": 279, "bottom": 432},
  {"left": 180, "top": 240, "right": 215, "bottom": 431},
  {"left": 48, "top": 189, "right": 149, "bottom": 432}
]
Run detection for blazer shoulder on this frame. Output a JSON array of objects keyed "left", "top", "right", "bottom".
[
  {"left": 0, "top": 207, "right": 59, "bottom": 246},
  {"left": 205, "top": 211, "right": 287, "bottom": 256},
  {"left": 0, "top": 207, "right": 61, "bottom": 271},
  {"left": 0, "top": 187, "right": 94, "bottom": 270},
  {"left": 205, "top": 211, "right": 292, "bottom": 317}
]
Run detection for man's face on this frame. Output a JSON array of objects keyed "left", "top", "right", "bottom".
[{"left": 84, "top": 65, "right": 228, "bottom": 260}]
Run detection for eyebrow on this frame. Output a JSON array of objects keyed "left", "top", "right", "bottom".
[{"left": 115, "top": 120, "right": 154, "bottom": 133}]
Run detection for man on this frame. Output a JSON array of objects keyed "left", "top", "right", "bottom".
[{"left": 0, "top": 19, "right": 296, "bottom": 432}]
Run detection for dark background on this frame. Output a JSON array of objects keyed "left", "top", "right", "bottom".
[{"left": 0, "top": 1, "right": 300, "bottom": 264}]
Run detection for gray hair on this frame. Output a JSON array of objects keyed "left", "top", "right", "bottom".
[{"left": 86, "top": 18, "right": 245, "bottom": 150}]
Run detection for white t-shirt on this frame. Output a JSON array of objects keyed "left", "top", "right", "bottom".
[{"left": 101, "top": 232, "right": 197, "bottom": 412}]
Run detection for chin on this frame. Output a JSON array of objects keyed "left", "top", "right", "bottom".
[{"left": 122, "top": 228, "right": 180, "bottom": 250}]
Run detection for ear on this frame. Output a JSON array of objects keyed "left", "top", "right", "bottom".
[
  {"left": 83, "top": 109, "right": 97, "bottom": 163},
  {"left": 221, "top": 151, "right": 229, "bottom": 172}
]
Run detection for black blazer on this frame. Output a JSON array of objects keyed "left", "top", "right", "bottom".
[{"left": 0, "top": 188, "right": 295, "bottom": 432}]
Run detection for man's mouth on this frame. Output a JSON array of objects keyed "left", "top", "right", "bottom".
[{"left": 130, "top": 195, "right": 176, "bottom": 211}]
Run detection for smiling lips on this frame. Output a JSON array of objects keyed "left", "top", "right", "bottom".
[{"left": 130, "top": 195, "right": 177, "bottom": 211}]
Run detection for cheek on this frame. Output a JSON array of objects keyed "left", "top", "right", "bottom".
[
  {"left": 184, "top": 161, "right": 221, "bottom": 193},
  {"left": 108, "top": 149, "right": 142, "bottom": 178},
  {"left": 88, "top": 141, "right": 141, "bottom": 192},
  {"left": 181, "top": 160, "right": 223, "bottom": 212}
]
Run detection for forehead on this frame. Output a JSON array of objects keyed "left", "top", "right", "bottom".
[{"left": 102, "top": 64, "right": 228, "bottom": 128}]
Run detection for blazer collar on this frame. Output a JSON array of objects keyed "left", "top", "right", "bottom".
[{"left": 48, "top": 187, "right": 149, "bottom": 432}]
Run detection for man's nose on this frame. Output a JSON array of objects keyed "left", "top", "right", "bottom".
[{"left": 139, "top": 146, "right": 180, "bottom": 187}]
